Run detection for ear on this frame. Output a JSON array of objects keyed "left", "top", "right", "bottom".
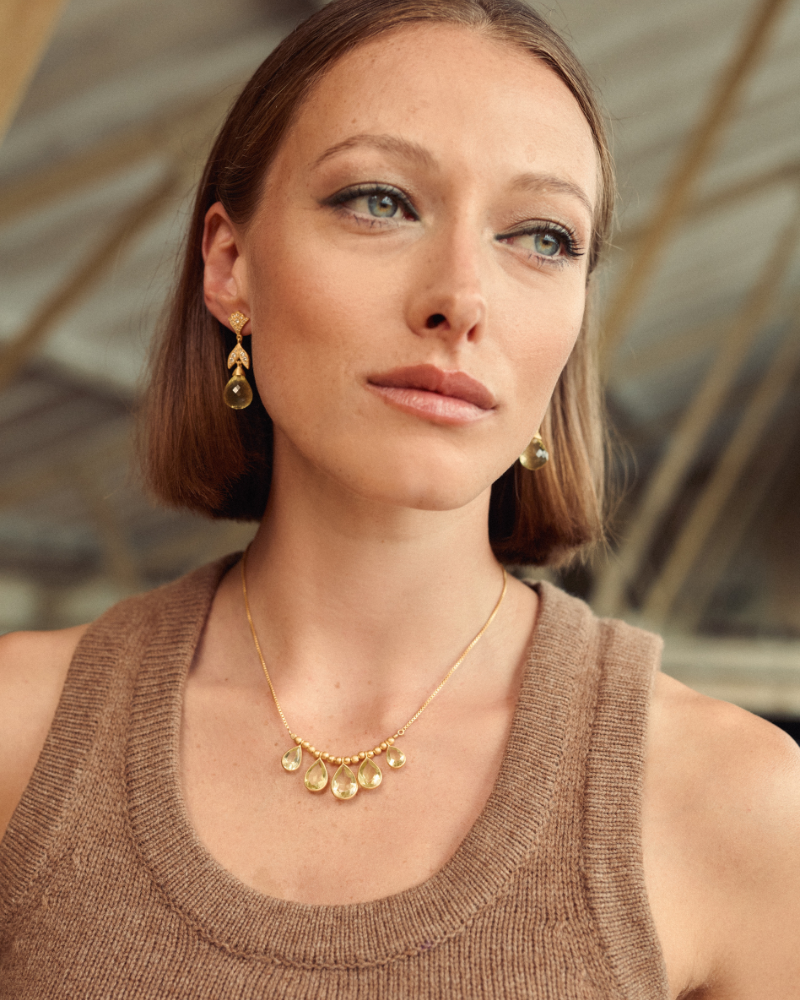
[{"left": 202, "top": 202, "right": 250, "bottom": 328}]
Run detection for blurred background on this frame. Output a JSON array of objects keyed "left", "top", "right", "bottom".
[{"left": 0, "top": 0, "right": 798, "bottom": 729}]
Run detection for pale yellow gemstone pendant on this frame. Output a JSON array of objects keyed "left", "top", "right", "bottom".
[
  {"left": 386, "top": 745, "right": 406, "bottom": 769},
  {"left": 281, "top": 746, "right": 303, "bottom": 771},
  {"left": 519, "top": 433, "right": 549, "bottom": 471},
  {"left": 331, "top": 763, "right": 358, "bottom": 800},
  {"left": 357, "top": 756, "right": 382, "bottom": 790},
  {"left": 223, "top": 364, "right": 253, "bottom": 409},
  {"left": 304, "top": 758, "right": 328, "bottom": 792}
]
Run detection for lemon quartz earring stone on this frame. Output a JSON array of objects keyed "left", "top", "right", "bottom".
[
  {"left": 304, "top": 758, "right": 328, "bottom": 792},
  {"left": 282, "top": 746, "right": 303, "bottom": 771},
  {"left": 386, "top": 744, "right": 406, "bottom": 769},
  {"left": 520, "top": 437, "right": 549, "bottom": 470},
  {"left": 331, "top": 763, "right": 358, "bottom": 800},
  {"left": 357, "top": 756, "right": 382, "bottom": 790},
  {"left": 223, "top": 369, "right": 253, "bottom": 410}
]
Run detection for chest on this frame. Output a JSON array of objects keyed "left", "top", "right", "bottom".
[{"left": 179, "top": 677, "right": 516, "bottom": 904}]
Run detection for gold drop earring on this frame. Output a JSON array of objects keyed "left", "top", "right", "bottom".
[
  {"left": 223, "top": 311, "right": 253, "bottom": 410},
  {"left": 519, "top": 433, "right": 550, "bottom": 470}
]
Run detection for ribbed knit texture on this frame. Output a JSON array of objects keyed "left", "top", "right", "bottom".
[{"left": 0, "top": 556, "right": 669, "bottom": 998}]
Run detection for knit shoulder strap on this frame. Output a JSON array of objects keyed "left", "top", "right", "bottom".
[
  {"left": 0, "top": 558, "right": 231, "bottom": 931},
  {"left": 581, "top": 613, "right": 669, "bottom": 999}
]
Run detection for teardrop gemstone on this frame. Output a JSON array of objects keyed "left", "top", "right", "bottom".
[
  {"left": 386, "top": 745, "right": 406, "bottom": 769},
  {"left": 281, "top": 745, "right": 303, "bottom": 771},
  {"left": 331, "top": 763, "right": 358, "bottom": 800},
  {"left": 223, "top": 373, "right": 253, "bottom": 409},
  {"left": 304, "top": 758, "right": 328, "bottom": 792},
  {"left": 519, "top": 441, "right": 548, "bottom": 471},
  {"left": 357, "top": 756, "right": 382, "bottom": 790}
]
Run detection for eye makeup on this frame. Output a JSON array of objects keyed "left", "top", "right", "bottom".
[
  {"left": 321, "top": 183, "right": 419, "bottom": 222},
  {"left": 497, "top": 219, "right": 585, "bottom": 263},
  {"left": 321, "top": 180, "right": 586, "bottom": 267}
]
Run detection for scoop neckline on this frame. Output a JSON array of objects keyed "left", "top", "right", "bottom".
[{"left": 126, "top": 558, "right": 590, "bottom": 969}]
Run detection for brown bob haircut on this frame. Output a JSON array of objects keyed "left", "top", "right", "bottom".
[{"left": 141, "top": 0, "right": 615, "bottom": 567}]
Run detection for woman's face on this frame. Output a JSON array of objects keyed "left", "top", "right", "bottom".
[{"left": 216, "top": 23, "right": 598, "bottom": 512}]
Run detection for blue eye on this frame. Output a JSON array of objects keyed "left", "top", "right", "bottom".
[
  {"left": 532, "top": 232, "right": 561, "bottom": 257},
  {"left": 512, "top": 230, "right": 564, "bottom": 257},
  {"left": 324, "top": 184, "right": 417, "bottom": 222},
  {"left": 499, "top": 222, "right": 583, "bottom": 262},
  {"left": 367, "top": 193, "right": 400, "bottom": 217}
]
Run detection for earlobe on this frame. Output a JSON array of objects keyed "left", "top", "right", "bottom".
[{"left": 202, "top": 201, "right": 250, "bottom": 326}]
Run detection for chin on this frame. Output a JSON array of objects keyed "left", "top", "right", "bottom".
[{"left": 338, "top": 448, "right": 501, "bottom": 514}]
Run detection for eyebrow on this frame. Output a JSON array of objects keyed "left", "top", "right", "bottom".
[
  {"left": 311, "top": 133, "right": 436, "bottom": 171},
  {"left": 312, "top": 133, "right": 594, "bottom": 219},
  {"left": 509, "top": 173, "right": 594, "bottom": 220}
]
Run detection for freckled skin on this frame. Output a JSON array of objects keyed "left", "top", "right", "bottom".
[{"left": 213, "top": 23, "right": 597, "bottom": 515}]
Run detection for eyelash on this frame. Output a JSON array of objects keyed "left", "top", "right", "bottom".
[
  {"left": 498, "top": 221, "right": 585, "bottom": 264},
  {"left": 323, "top": 183, "right": 585, "bottom": 263},
  {"left": 323, "top": 183, "right": 418, "bottom": 222}
]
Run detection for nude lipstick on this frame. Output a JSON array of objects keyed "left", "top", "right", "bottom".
[{"left": 366, "top": 364, "right": 496, "bottom": 426}]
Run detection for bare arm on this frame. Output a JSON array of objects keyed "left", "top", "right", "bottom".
[
  {"left": 644, "top": 672, "right": 800, "bottom": 1000},
  {"left": 0, "top": 625, "right": 88, "bottom": 841}
]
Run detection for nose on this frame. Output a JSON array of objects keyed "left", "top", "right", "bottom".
[{"left": 406, "top": 226, "right": 488, "bottom": 344}]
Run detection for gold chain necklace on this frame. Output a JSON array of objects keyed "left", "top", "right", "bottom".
[{"left": 242, "top": 550, "right": 507, "bottom": 801}]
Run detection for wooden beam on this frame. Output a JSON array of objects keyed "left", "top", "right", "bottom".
[
  {"left": 600, "top": 0, "right": 792, "bottom": 360},
  {"left": 612, "top": 316, "right": 727, "bottom": 383},
  {"left": 642, "top": 308, "right": 800, "bottom": 626},
  {"left": 612, "top": 285, "right": 796, "bottom": 384},
  {"left": 0, "top": 88, "right": 237, "bottom": 225},
  {"left": 592, "top": 198, "right": 800, "bottom": 617},
  {"left": 0, "top": 0, "right": 67, "bottom": 145},
  {"left": 0, "top": 174, "right": 178, "bottom": 392},
  {"left": 673, "top": 409, "right": 799, "bottom": 631},
  {"left": 617, "top": 160, "right": 800, "bottom": 251}
]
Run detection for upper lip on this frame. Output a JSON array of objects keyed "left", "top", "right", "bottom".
[{"left": 368, "top": 364, "right": 496, "bottom": 410}]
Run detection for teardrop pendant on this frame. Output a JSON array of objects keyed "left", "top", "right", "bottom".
[
  {"left": 386, "top": 744, "right": 406, "bottom": 769},
  {"left": 519, "top": 434, "right": 549, "bottom": 471},
  {"left": 223, "top": 365, "right": 253, "bottom": 410},
  {"left": 304, "top": 757, "right": 328, "bottom": 792},
  {"left": 331, "top": 763, "right": 358, "bottom": 800},
  {"left": 357, "top": 756, "right": 382, "bottom": 790},
  {"left": 281, "top": 745, "right": 303, "bottom": 771}
]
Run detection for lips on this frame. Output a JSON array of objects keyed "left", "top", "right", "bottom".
[{"left": 367, "top": 364, "right": 496, "bottom": 410}]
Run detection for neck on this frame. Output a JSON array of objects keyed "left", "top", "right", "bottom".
[
  {"left": 236, "top": 443, "right": 512, "bottom": 688},
  {"left": 207, "top": 438, "right": 536, "bottom": 752}
]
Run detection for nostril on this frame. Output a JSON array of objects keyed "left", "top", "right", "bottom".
[{"left": 426, "top": 313, "right": 446, "bottom": 329}]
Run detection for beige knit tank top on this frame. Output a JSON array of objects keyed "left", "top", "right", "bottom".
[{"left": 0, "top": 556, "right": 669, "bottom": 999}]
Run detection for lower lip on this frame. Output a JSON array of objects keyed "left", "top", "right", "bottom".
[{"left": 367, "top": 384, "right": 491, "bottom": 425}]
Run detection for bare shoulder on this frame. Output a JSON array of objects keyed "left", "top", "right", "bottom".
[
  {"left": 644, "top": 671, "right": 800, "bottom": 999},
  {"left": 0, "top": 624, "right": 89, "bottom": 841}
]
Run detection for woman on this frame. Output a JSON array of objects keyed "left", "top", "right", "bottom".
[{"left": 1, "top": 0, "right": 799, "bottom": 996}]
